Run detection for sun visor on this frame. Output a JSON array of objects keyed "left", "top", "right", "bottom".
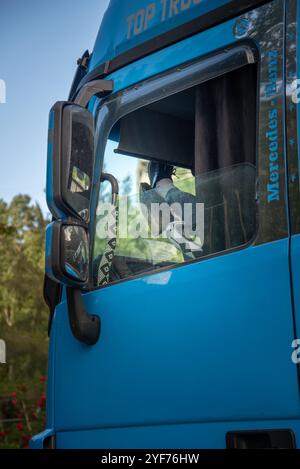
[{"left": 114, "top": 108, "right": 194, "bottom": 169}]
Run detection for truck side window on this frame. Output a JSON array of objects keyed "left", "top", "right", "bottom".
[{"left": 93, "top": 63, "right": 257, "bottom": 286}]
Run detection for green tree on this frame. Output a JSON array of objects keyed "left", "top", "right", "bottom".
[{"left": 0, "top": 195, "right": 48, "bottom": 389}]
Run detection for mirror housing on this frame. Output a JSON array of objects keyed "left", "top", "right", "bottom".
[
  {"left": 46, "top": 102, "right": 94, "bottom": 223},
  {"left": 45, "top": 220, "right": 89, "bottom": 288},
  {"left": 45, "top": 219, "right": 101, "bottom": 346},
  {"left": 44, "top": 80, "right": 114, "bottom": 345}
]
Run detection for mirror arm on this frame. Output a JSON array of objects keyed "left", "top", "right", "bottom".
[
  {"left": 74, "top": 79, "right": 114, "bottom": 108},
  {"left": 66, "top": 287, "right": 101, "bottom": 345}
]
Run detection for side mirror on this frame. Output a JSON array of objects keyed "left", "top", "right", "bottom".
[
  {"left": 45, "top": 220, "right": 100, "bottom": 345},
  {"left": 46, "top": 220, "right": 100, "bottom": 345},
  {"left": 44, "top": 80, "right": 114, "bottom": 345},
  {"left": 45, "top": 220, "right": 89, "bottom": 287},
  {"left": 46, "top": 102, "right": 94, "bottom": 223}
]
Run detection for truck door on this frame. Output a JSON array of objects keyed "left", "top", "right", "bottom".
[
  {"left": 286, "top": 1, "right": 300, "bottom": 360},
  {"left": 50, "top": 0, "right": 300, "bottom": 448}
]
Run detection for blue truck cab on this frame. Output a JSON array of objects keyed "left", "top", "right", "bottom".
[{"left": 31, "top": 0, "right": 300, "bottom": 449}]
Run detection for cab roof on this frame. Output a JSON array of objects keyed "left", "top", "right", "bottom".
[{"left": 89, "top": 0, "right": 265, "bottom": 72}]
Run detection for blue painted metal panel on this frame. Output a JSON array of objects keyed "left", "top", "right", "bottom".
[
  {"left": 104, "top": 17, "right": 236, "bottom": 96},
  {"left": 46, "top": 308, "right": 57, "bottom": 430},
  {"left": 90, "top": 0, "right": 232, "bottom": 71},
  {"left": 56, "top": 419, "right": 300, "bottom": 449},
  {"left": 45, "top": 223, "right": 54, "bottom": 280},
  {"left": 291, "top": 234, "right": 300, "bottom": 339},
  {"left": 45, "top": 110, "right": 55, "bottom": 217},
  {"left": 30, "top": 429, "right": 54, "bottom": 450},
  {"left": 52, "top": 240, "right": 300, "bottom": 432},
  {"left": 45, "top": 109, "right": 65, "bottom": 220}
]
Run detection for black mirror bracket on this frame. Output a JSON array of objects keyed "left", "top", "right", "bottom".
[{"left": 66, "top": 287, "right": 101, "bottom": 346}]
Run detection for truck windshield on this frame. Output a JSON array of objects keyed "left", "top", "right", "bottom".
[{"left": 92, "top": 62, "right": 257, "bottom": 287}]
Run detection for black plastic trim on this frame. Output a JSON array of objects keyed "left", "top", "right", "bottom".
[
  {"left": 72, "top": 0, "right": 268, "bottom": 98},
  {"left": 43, "top": 434, "right": 56, "bottom": 450},
  {"left": 66, "top": 287, "right": 101, "bottom": 346},
  {"left": 44, "top": 274, "right": 62, "bottom": 337},
  {"left": 226, "top": 429, "right": 296, "bottom": 449},
  {"left": 68, "top": 50, "right": 90, "bottom": 101}
]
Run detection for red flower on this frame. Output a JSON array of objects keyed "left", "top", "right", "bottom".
[
  {"left": 11, "top": 399, "right": 17, "bottom": 407},
  {"left": 11, "top": 391, "right": 16, "bottom": 398},
  {"left": 16, "top": 422, "right": 23, "bottom": 432},
  {"left": 40, "top": 376, "right": 46, "bottom": 383},
  {"left": 0, "top": 431, "right": 7, "bottom": 438},
  {"left": 31, "top": 411, "right": 37, "bottom": 419},
  {"left": 38, "top": 393, "right": 46, "bottom": 409},
  {"left": 22, "top": 435, "right": 30, "bottom": 448}
]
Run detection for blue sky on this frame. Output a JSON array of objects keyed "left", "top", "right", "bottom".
[{"left": 0, "top": 0, "right": 109, "bottom": 214}]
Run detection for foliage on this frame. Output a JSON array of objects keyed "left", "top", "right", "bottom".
[
  {"left": 0, "top": 377, "right": 47, "bottom": 449},
  {"left": 0, "top": 195, "right": 49, "bottom": 448},
  {"left": 0, "top": 195, "right": 47, "bottom": 329}
]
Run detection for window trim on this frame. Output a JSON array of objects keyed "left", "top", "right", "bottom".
[{"left": 89, "top": 41, "right": 260, "bottom": 290}]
